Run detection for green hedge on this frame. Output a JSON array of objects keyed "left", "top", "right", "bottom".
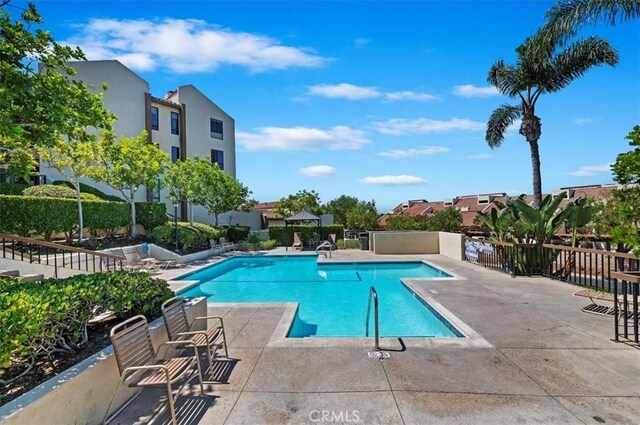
[
  {"left": 53, "top": 180, "right": 124, "bottom": 202},
  {"left": 136, "top": 202, "right": 167, "bottom": 231},
  {"left": 226, "top": 225, "right": 250, "bottom": 242},
  {"left": 0, "top": 183, "right": 28, "bottom": 195},
  {"left": 337, "top": 239, "right": 360, "bottom": 249},
  {"left": 0, "top": 195, "right": 131, "bottom": 240},
  {"left": 23, "top": 184, "right": 101, "bottom": 200},
  {"left": 151, "top": 222, "right": 226, "bottom": 251},
  {"left": 0, "top": 272, "right": 173, "bottom": 372},
  {"left": 268, "top": 224, "right": 344, "bottom": 246}
]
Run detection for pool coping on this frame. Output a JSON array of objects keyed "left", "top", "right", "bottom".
[{"left": 169, "top": 255, "right": 491, "bottom": 348}]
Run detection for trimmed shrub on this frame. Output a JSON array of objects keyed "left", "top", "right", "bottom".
[
  {"left": 23, "top": 184, "right": 101, "bottom": 200},
  {"left": 135, "top": 202, "right": 167, "bottom": 231},
  {"left": 0, "top": 195, "right": 77, "bottom": 239},
  {"left": 226, "top": 225, "right": 250, "bottom": 242},
  {"left": 0, "top": 183, "right": 28, "bottom": 195},
  {"left": 84, "top": 201, "right": 131, "bottom": 237},
  {"left": 0, "top": 272, "right": 172, "bottom": 375},
  {"left": 0, "top": 195, "right": 132, "bottom": 240},
  {"left": 151, "top": 222, "right": 225, "bottom": 251},
  {"left": 268, "top": 224, "right": 344, "bottom": 246},
  {"left": 53, "top": 180, "right": 124, "bottom": 202}
]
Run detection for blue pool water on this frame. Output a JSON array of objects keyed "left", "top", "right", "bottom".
[{"left": 178, "top": 255, "right": 461, "bottom": 338}]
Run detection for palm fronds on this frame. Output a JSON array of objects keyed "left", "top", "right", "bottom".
[{"left": 485, "top": 104, "right": 522, "bottom": 148}]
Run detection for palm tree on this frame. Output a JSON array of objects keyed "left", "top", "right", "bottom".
[
  {"left": 544, "top": 0, "right": 640, "bottom": 44},
  {"left": 485, "top": 31, "right": 618, "bottom": 207}
]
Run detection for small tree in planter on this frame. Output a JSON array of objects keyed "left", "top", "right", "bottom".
[
  {"left": 200, "top": 163, "right": 252, "bottom": 226},
  {"left": 93, "top": 130, "right": 168, "bottom": 237},
  {"left": 165, "top": 157, "right": 209, "bottom": 225}
]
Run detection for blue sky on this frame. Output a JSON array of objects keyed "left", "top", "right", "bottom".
[{"left": 26, "top": 1, "right": 640, "bottom": 212}]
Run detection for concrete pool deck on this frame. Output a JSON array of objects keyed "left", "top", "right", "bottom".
[{"left": 112, "top": 250, "right": 640, "bottom": 424}]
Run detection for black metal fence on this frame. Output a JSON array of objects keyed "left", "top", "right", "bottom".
[
  {"left": 465, "top": 237, "right": 639, "bottom": 345},
  {"left": 1, "top": 233, "right": 125, "bottom": 278}
]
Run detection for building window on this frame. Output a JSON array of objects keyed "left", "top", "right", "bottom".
[
  {"left": 210, "top": 118, "right": 223, "bottom": 140},
  {"left": 171, "top": 146, "right": 180, "bottom": 163},
  {"left": 171, "top": 112, "right": 179, "bottom": 135},
  {"left": 211, "top": 149, "right": 224, "bottom": 170},
  {"left": 151, "top": 107, "right": 159, "bottom": 130}
]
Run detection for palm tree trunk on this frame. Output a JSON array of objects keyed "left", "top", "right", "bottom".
[
  {"left": 520, "top": 114, "right": 543, "bottom": 207},
  {"left": 529, "top": 139, "right": 543, "bottom": 208}
]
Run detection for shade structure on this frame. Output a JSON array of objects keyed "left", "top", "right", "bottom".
[{"left": 284, "top": 211, "right": 322, "bottom": 251}]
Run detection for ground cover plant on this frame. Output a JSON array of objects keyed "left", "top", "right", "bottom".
[{"left": 0, "top": 271, "right": 173, "bottom": 405}]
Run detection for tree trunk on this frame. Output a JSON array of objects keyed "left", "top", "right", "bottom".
[
  {"left": 75, "top": 180, "right": 84, "bottom": 243},
  {"left": 214, "top": 213, "right": 219, "bottom": 226},
  {"left": 189, "top": 202, "right": 194, "bottom": 226},
  {"left": 130, "top": 187, "right": 137, "bottom": 237},
  {"left": 520, "top": 114, "right": 543, "bottom": 208}
]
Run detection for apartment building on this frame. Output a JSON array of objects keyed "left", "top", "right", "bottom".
[{"left": 39, "top": 60, "right": 236, "bottom": 222}]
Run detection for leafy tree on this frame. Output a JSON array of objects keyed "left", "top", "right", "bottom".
[
  {"left": 199, "top": 163, "right": 253, "bottom": 225},
  {"left": 543, "top": 0, "right": 640, "bottom": 44},
  {"left": 609, "top": 126, "right": 640, "bottom": 254},
  {"left": 38, "top": 140, "right": 98, "bottom": 242},
  {"left": 164, "top": 157, "right": 210, "bottom": 225},
  {"left": 93, "top": 131, "right": 168, "bottom": 237},
  {"left": 485, "top": 29, "right": 618, "bottom": 207},
  {"left": 325, "top": 195, "right": 359, "bottom": 226},
  {"left": 273, "top": 190, "right": 323, "bottom": 217},
  {"left": 426, "top": 207, "right": 463, "bottom": 233},
  {"left": 346, "top": 200, "right": 378, "bottom": 230},
  {"left": 0, "top": 2, "right": 113, "bottom": 178}
]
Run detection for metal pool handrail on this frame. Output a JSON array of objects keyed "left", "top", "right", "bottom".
[{"left": 366, "top": 286, "right": 380, "bottom": 350}]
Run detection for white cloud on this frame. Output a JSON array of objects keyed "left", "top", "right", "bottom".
[
  {"left": 371, "top": 118, "right": 484, "bottom": 136},
  {"left": 306, "top": 83, "right": 438, "bottom": 102},
  {"left": 378, "top": 146, "right": 450, "bottom": 158},
  {"left": 307, "top": 83, "right": 381, "bottom": 100},
  {"left": 237, "top": 126, "right": 370, "bottom": 151},
  {"left": 572, "top": 117, "right": 593, "bottom": 126},
  {"left": 64, "top": 18, "right": 328, "bottom": 73},
  {"left": 568, "top": 164, "right": 612, "bottom": 177},
  {"left": 507, "top": 119, "right": 522, "bottom": 133},
  {"left": 359, "top": 175, "right": 427, "bottom": 186},
  {"left": 299, "top": 165, "right": 336, "bottom": 177},
  {"left": 384, "top": 91, "right": 440, "bottom": 101},
  {"left": 467, "top": 154, "right": 493, "bottom": 160},
  {"left": 453, "top": 84, "right": 500, "bottom": 98},
  {"left": 354, "top": 37, "right": 370, "bottom": 48}
]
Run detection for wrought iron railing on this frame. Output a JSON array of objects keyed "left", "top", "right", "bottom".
[{"left": 0, "top": 233, "right": 125, "bottom": 278}]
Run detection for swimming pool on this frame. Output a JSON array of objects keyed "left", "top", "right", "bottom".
[{"left": 178, "top": 255, "right": 462, "bottom": 338}]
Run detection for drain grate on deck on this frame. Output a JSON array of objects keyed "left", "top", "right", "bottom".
[{"left": 368, "top": 351, "right": 390, "bottom": 358}]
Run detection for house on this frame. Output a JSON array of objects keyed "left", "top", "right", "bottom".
[
  {"left": 381, "top": 184, "right": 621, "bottom": 235},
  {"left": 38, "top": 60, "right": 236, "bottom": 223}
]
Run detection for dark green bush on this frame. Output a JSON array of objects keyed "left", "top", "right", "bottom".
[
  {"left": 151, "top": 222, "right": 225, "bottom": 251},
  {"left": 0, "top": 183, "right": 28, "bottom": 195},
  {"left": 259, "top": 239, "right": 277, "bottom": 250},
  {"left": 84, "top": 201, "right": 131, "bottom": 237},
  {"left": 268, "top": 224, "right": 344, "bottom": 246},
  {"left": 0, "top": 272, "right": 172, "bottom": 375},
  {"left": 226, "top": 225, "right": 250, "bottom": 242},
  {"left": 23, "top": 184, "right": 100, "bottom": 200},
  {"left": 135, "top": 202, "right": 167, "bottom": 231},
  {"left": 53, "top": 180, "right": 124, "bottom": 202},
  {"left": 0, "top": 195, "right": 132, "bottom": 240}
]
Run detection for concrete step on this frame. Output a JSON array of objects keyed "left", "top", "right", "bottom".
[
  {"left": 0, "top": 269, "right": 20, "bottom": 277},
  {"left": 20, "top": 273, "right": 45, "bottom": 282}
]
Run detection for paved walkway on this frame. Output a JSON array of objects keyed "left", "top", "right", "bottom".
[{"left": 113, "top": 251, "right": 640, "bottom": 424}]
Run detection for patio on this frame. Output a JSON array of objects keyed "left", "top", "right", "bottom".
[{"left": 112, "top": 251, "right": 640, "bottom": 424}]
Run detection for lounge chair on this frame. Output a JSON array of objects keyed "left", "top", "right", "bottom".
[
  {"left": 209, "top": 239, "right": 223, "bottom": 255},
  {"left": 219, "top": 237, "right": 235, "bottom": 253},
  {"left": 161, "top": 297, "right": 229, "bottom": 376},
  {"left": 123, "top": 250, "right": 158, "bottom": 273},
  {"left": 136, "top": 245, "right": 175, "bottom": 269},
  {"left": 102, "top": 315, "right": 205, "bottom": 425},
  {"left": 292, "top": 232, "right": 303, "bottom": 251}
]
